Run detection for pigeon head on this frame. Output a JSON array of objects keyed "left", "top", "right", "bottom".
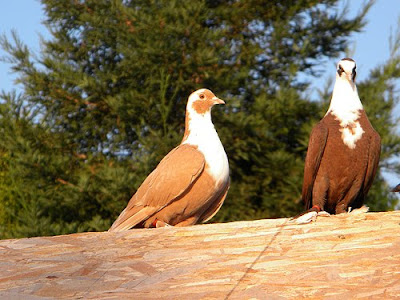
[
  {"left": 182, "top": 88, "right": 225, "bottom": 144},
  {"left": 187, "top": 88, "right": 225, "bottom": 115},
  {"left": 327, "top": 57, "right": 362, "bottom": 122},
  {"left": 337, "top": 58, "right": 357, "bottom": 83}
]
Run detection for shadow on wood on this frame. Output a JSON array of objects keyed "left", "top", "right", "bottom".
[{"left": 1, "top": 211, "right": 399, "bottom": 299}]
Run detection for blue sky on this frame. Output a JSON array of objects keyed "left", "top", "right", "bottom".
[{"left": 1, "top": 0, "right": 400, "bottom": 187}]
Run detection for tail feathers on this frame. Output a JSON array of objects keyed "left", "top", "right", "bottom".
[{"left": 108, "top": 206, "right": 156, "bottom": 232}]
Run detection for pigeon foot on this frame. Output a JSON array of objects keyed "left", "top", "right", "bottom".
[
  {"left": 151, "top": 218, "right": 173, "bottom": 228},
  {"left": 291, "top": 205, "right": 331, "bottom": 224}
]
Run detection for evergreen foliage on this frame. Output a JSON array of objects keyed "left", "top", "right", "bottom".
[{"left": 1, "top": 0, "right": 399, "bottom": 238}]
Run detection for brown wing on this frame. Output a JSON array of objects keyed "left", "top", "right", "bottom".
[
  {"left": 362, "top": 130, "right": 381, "bottom": 196},
  {"left": 200, "top": 179, "right": 230, "bottom": 223},
  {"left": 109, "top": 144, "right": 205, "bottom": 231},
  {"left": 302, "top": 122, "right": 329, "bottom": 210}
]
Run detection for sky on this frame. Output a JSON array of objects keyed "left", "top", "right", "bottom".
[{"left": 0, "top": 0, "right": 400, "bottom": 187}]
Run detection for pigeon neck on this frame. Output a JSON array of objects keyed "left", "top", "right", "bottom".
[
  {"left": 181, "top": 104, "right": 229, "bottom": 185},
  {"left": 181, "top": 107, "right": 215, "bottom": 144},
  {"left": 327, "top": 76, "right": 363, "bottom": 116}
]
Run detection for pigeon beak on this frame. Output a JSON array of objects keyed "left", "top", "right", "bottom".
[{"left": 213, "top": 97, "right": 225, "bottom": 105}]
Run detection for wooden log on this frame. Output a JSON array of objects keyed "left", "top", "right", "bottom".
[{"left": 0, "top": 211, "right": 400, "bottom": 299}]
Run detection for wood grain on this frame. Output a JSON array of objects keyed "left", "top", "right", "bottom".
[{"left": 1, "top": 211, "right": 399, "bottom": 299}]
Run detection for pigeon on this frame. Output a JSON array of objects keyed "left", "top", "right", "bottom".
[
  {"left": 299, "top": 58, "right": 381, "bottom": 223},
  {"left": 109, "top": 89, "right": 230, "bottom": 231},
  {"left": 391, "top": 184, "right": 400, "bottom": 192}
]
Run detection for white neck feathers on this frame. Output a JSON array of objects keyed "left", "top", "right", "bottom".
[
  {"left": 182, "top": 105, "right": 229, "bottom": 184},
  {"left": 327, "top": 75, "right": 363, "bottom": 125},
  {"left": 183, "top": 107, "right": 215, "bottom": 144},
  {"left": 327, "top": 75, "right": 365, "bottom": 149}
]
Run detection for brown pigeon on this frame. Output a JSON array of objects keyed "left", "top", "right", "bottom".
[
  {"left": 299, "top": 58, "right": 381, "bottom": 222},
  {"left": 391, "top": 184, "right": 400, "bottom": 192},
  {"left": 109, "top": 89, "right": 230, "bottom": 231}
]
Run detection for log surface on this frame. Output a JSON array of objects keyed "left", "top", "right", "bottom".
[{"left": 1, "top": 211, "right": 400, "bottom": 299}]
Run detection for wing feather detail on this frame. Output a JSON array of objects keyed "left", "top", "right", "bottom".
[
  {"left": 200, "top": 179, "right": 230, "bottom": 223},
  {"left": 109, "top": 144, "right": 205, "bottom": 231},
  {"left": 302, "top": 123, "right": 328, "bottom": 210},
  {"left": 362, "top": 130, "right": 381, "bottom": 196}
]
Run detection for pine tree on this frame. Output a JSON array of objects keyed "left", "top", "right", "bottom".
[{"left": 0, "top": 0, "right": 398, "bottom": 238}]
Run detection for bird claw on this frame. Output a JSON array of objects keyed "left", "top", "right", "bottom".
[
  {"left": 348, "top": 205, "right": 369, "bottom": 214},
  {"left": 292, "top": 210, "right": 331, "bottom": 224},
  {"left": 156, "top": 221, "right": 172, "bottom": 228},
  {"left": 293, "top": 211, "right": 318, "bottom": 224},
  {"left": 317, "top": 211, "right": 331, "bottom": 217},
  {"left": 151, "top": 218, "right": 173, "bottom": 228}
]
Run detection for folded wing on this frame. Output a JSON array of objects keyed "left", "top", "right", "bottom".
[
  {"left": 109, "top": 144, "right": 205, "bottom": 231},
  {"left": 302, "top": 123, "right": 329, "bottom": 210}
]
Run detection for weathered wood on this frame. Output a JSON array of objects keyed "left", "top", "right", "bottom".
[{"left": 1, "top": 211, "right": 400, "bottom": 299}]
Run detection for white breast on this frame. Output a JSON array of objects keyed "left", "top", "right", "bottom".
[
  {"left": 327, "top": 75, "right": 365, "bottom": 150},
  {"left": 197, "top": 132, "right": 229, "bottom": 185},
  {"left": 182, "top": 118, "right": 229, "bottom": 186},
  {"left": 339, "top": 121, "right": 364, "bottom": 149}
]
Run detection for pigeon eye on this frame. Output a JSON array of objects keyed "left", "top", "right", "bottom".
[
  {"left": 352, "top": 67, "right": 357, "bottom": 81},
  {"left": 337, "top": 65, "right": 344, "bottom": 76},
  {"left": 199, "top": 94, "right": 205, "bottom": 99}
]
